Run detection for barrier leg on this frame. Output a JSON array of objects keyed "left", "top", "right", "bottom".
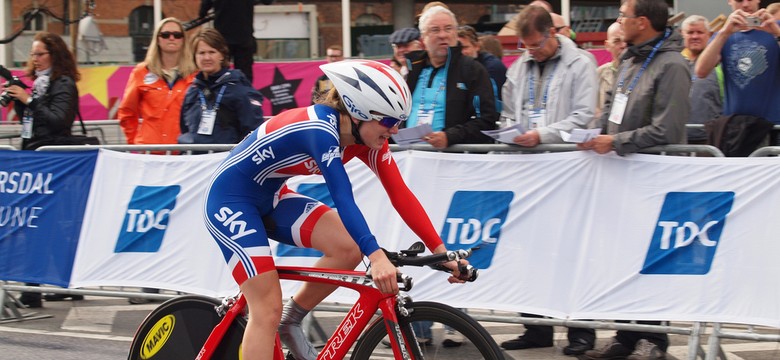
[
  {"left": 704, "top": 323, "right": 724, "bottom": 360},
  {"left": 686, "top": 322, "right": 705, "bottom": 360}
]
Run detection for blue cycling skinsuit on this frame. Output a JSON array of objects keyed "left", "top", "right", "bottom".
[{"left": 204, "top": 104, "right": 443, "bottom": 285}]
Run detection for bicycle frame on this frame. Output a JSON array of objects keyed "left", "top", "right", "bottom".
[{"left": 196, "top": 265, "right": 419, "bottom": 360}]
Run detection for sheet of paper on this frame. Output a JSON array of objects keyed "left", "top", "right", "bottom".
[
  {"left": 560, "top": 128, "right": 602, "bottom": 143},
  {"left": 391, "top": 123, "right": 434, "bottom": 145},
  {"left": 481, "top": 123, "right": 527, "bottom": 144}
]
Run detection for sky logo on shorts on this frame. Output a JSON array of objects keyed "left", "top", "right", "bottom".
[
  {"left": 641, "top": 192, "right": 734, "bottom": 275},
  {"left": 441, "top": 191, "right": 513, "bottom": 269},
  {"left": 114, "top": 185, "right": 180, "bottom": 253}
]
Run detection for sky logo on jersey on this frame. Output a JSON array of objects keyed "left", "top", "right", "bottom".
[
  {"left": 321, "top": 146, "right": 341, "bottom": 167},
  {"left": 641, "top": 191, "right": 734, "bottom": 275},
  {"left": 441, "top": 191, "right": 513, "bottom": 269},
  {"left": 114, "top": 185, "right": 180, "bottom": 253}
]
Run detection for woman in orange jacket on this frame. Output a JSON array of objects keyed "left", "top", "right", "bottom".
[{"left": 118, "top": 17, "right": 197, "bottom": 145}]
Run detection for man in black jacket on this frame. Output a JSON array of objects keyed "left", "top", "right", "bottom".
[
  {"left": 199, "top": 0, "right": 274, "bottom": 83},
  {"left": 403, "top": 5, "right": 497, "bottom": 148}
]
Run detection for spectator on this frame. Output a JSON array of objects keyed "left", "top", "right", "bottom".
[
  {"left": 478, "top": 35, "right": 504, "bottom": 60},
  {"left": 695, "top": 0, "right": 779, "bottom": 126},
  {"left": 199, "top": 0, "right": 272, "bottom": 83},
  {"left": 404, "top": 5, "right": 498, "bottom": 149},
  {"left": 310, "top": 45, "right": 344, "bottom": 104},
  {"left": 118, "top": 18, "right": 196, "bottom": 303},
  {"left": 457, "top": 25, "right": 507, "bottom": 109},
  {"left": 596, "top": 22, "right": 626, "bottom": 119},
  {"left": 7, "top": 32, "right": 80, "bottom": 151},
  {"left": 579, "top": 0, "right": 691, "bottom": 356},
  {"left": 388, "top": 27, "right": 423, "bottom": 78},
  {"left": 498, "top": 0, "right": 554, "bottom": 36},
  {"left": 179, "top": 28, "right": 264, "bottom": 146},
  {"left": 551, "top": 12, "right": 598, "bottom": 65},
  {"left": 3, "top": 32, "right": 82, "bottom": 308},
  {"left": 681, "top": 15, "right": 723, "bottom": 144},
  {"left": 768, "top": 2, "right": 780, "bottom": 21},
  {"left": 498, "top": 6, "right": 598, "bottom": 356},
  {"left": 501, "top": 5, "right": 598, "bottom": 149},
  {"left": 119, "top": 18, "right": 196, "bottom": 146}
]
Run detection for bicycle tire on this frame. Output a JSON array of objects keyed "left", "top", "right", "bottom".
[
  {"left": 127, "top": 295, "right": 246, "bottom": 360},
  {"left": 350, "top": 301, "right": 504, "bottom": 360}
]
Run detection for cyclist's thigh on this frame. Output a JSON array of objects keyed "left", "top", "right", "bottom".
[
  {"left": 262, "top": 190, "right": 332, "bottom": 248},
  {"left": 205, "top": 193, "right": 275, "bottom": 285}
]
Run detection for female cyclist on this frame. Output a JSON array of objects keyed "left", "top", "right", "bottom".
[{"left": 203, "top": 60, "right": 465, "bottom": 360}]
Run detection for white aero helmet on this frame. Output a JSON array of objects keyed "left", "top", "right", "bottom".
[{"left": 320, "top": 59, "right": 411, "bottom": 126}]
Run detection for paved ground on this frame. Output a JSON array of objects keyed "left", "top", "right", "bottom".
[{"left": 2, "top": 292, "right": 780, "bottom": 359}]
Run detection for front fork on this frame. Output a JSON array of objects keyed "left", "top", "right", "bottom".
[{"left": 380, "top": 293, "right": 424, "bottom": 360}]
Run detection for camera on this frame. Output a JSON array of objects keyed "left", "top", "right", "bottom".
[
  {"left": 0, "top": 65, "right": 29, "bottom": 107},
  {"left": 745, "top": 16, "right": 761, "bottom": 27}
]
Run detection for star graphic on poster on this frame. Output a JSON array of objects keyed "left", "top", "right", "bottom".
[{"left": 259, "top": 67, "right": 303, "bottom": 114}]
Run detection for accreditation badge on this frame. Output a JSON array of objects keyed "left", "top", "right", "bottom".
[{"left": 608, "top": 93, "right": 629, "bottom": 125}]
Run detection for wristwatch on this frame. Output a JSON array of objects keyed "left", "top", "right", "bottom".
[{"left": 25, "top": 97, "right": 32, "bottom": 105}]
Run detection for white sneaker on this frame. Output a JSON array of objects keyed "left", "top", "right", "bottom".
[{"left": 441, "top": 329, "right": 464, "bottom": 348}]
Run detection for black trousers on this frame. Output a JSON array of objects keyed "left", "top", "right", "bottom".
[
  {"left": 520, "top": 313, "right": 596, "bottom": 345},
  {"left": 228, "top": 41, "right": 257, "bottom": 83}
]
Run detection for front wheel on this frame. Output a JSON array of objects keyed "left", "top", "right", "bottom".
[
  {"left": 127, "top": 295, "right": 246, "bottom": 360},
  {"left": 350, "top": 301, "right": 504, "bottom": 360}
]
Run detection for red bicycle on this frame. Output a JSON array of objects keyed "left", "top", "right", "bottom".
[{"left": 127, "top": 242, "right": 503, "bottom": 359}]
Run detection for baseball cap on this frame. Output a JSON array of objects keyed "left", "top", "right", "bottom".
[{"left": 389, "top": 27, "right": 421, "bottom": 45}]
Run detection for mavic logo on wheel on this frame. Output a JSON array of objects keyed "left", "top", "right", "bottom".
[
  {"left": 140, "top": 314, "right": 175, "bottom": 359},
  {"left": 115, "top": 185, "right": 180, "bottom": 253},
  {"left": 641, "top": 192, "right": 734, "bottom": 275},
  {"left": 441, "top": 191, "right": 514, "bottom": 269}
]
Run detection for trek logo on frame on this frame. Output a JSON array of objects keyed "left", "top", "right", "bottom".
[
  {"left": 441, "top": 191, "right": 514, "bottom": 269},
  {"left": 114, "top": 185, "right": 180, "bottom": 253},
  {"left": 641, "top": 191, "right": 734, "bottom": 275}
]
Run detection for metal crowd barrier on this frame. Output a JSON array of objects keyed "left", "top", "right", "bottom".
[
  {"left": 2, "top": 143, "right": 776, "bottom": 359},
  {"left": 749, "top": 146, "right": 780, "bottom": 157}
]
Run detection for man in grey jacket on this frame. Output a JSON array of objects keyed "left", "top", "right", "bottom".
[
  {"left": 579, "top": 0, "right": 689, "bottom": 157},
  {"left": 580, "top": 0, "right": 690, "bottom": 359},
  {"left": 498, "top": 5, "right": 598, "bottom": 356},
  {"left": 501, "top": 5, "right": 598, "bottom": 148}
]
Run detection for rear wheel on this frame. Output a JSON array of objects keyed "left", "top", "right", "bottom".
[
  {"left": 350, "top": 301, "right": 504, "bottom": 360},
  {"left": 127, "top": 295, "right": 246, "bottom": 360}
]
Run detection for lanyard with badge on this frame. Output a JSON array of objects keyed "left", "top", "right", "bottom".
[
  {"left": 609, "top": 29, "right": 670, "bottom": 125},
  {"left": 526, "top": 61, "right": 558, "bottom": 129},
  {"left": 416, "top": 65, "right": 447, "bottom": 126},
  {"left": 20, "top": 90, "right": 38, "bottom": 139},
  {"left": 197, "top": 84, "right": 227, "bottom": 135}
]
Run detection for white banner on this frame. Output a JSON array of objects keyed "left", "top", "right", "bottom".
[
  {"left": 70, "top": 149, "right": 780, "bottom": 327},
  {"left": 70, "top": 150, "right": 238, "bottom": 297}
]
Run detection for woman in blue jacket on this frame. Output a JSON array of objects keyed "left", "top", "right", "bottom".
[{"left": 179, "top": 28, "right": 264, "bottom": 145}]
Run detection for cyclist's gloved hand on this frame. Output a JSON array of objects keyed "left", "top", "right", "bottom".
[
  {"left": 444, "top": 259, "right": 470, "bottom": 284},
  {"left": 368, "top": 249, "right": 400, "bottom": 294},
  {"left": 433, "top": 244, "right": 470, "bottom": 284}
]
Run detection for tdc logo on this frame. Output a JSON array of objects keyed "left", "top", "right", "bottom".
[
  {"left": 114, "top": 185, "right": 181, "bottom": 253},
  {"left": 441, "top": 191, "right": 513, "bottom": 269},
  {"left": 641, "top": 192, "right": 734, "bottom": 275}
]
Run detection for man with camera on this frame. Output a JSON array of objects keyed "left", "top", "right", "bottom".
[{"left": 695, "top": 0, "right": 780, "bottom": 126}]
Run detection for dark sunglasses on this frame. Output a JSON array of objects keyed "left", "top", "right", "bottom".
[
  {"left": 159, "top": 31, "right": 184, "bottom": 39},
  {"left": 375, "top": 116, "right": 403, "bottom": 129}
]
